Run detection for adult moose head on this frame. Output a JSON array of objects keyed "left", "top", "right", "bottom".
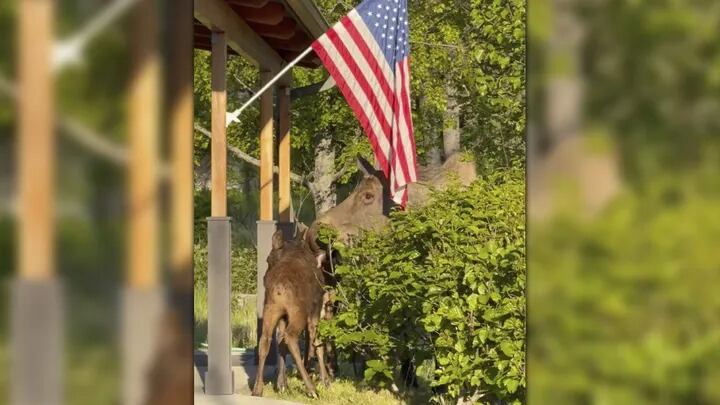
[
  {"left": 307, "top": 156, "right": 395, "bottom": 249},
  {"left": 306, "top": 153, "right": 477, "bottom": 249}
]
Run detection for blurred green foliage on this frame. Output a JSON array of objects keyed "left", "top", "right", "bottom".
[
  {"left": 529, "top": 164, "right": 720, "bottom": 404},
  {"left": 528, "top": 0, "right": 720, "bottom": 403},
  {"left": 319, "top": 168, "right": 526, "bottom": 404}
]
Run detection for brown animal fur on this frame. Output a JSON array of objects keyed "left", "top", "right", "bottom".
[
  {"left": 252, "top": 230, "right": 329, "bottom": 398},
  {"left": 308, "top": 152, "right": 477, "bottom": 245}
]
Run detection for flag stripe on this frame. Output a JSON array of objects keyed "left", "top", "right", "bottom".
[
  {"left": 334, "top": 20, "right": 394, "bottom": 122},
  {"left": 311, "top": 39, "right": 391, "bottom": 171},
  {"left": 393, "top": 60, "right": 414, "bottom": 186},
  {"left": 326, "top": 28, "right": 411, "bottom": 185},
  {"left": 398, "top": 59, "right": 418, "bottom": 180},
  {"left": 316, "top": 34, "right": 394, "bottom": 165},
  {"left": 402, "top": 60, "right": 418, "bottom": 173},
  {"left": 344, "top": 12, "right": 395, "bottom": 95},
  {"left": 326, "top": 29, "right": 393, "bottom": 135}
]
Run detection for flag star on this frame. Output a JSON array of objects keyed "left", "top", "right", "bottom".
[
  {"left": 386, "top": 6, "right": 390, "bottom": 10},
  {"left": 392, "top": 17, "right": 396, "bottom": 21},
  {"left": 389, "top": 35, "right": 393, "bottom": 39},
  {"left": 381, "top": 33, "right": 385, "bottom": 37},
  {"left": 377, "top": 4, "right": 382, "bottom": 8},
  {"left": 387, "top": 45, "right": 391, "bottom": 48},
  {"left": 383, "top": 24, "right": 387, "bottom": 28},
  {"left": 384, "top": 15, "right": 388, "bottom": 19},
  {"left": 394, "top": 8, "right": 397, "bottom": 12},
  {"left": 368, "top": 11, "right": 373, "bottom": 16},
  {"left": 375, "top": 22, "right": 379, "bottom": 26},
  {"left": 404, "top": 21, "right": 408, "bottom": 25}
]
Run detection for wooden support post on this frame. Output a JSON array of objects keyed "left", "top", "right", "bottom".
[
  {"left": 256, "top": 71, "right": 277, "bottom": 365},
  {"left": 12, "top": 2, "right": 63, "bottom": 405},
  {"left": 259, "top": 70, "right": 274, "bottom": 221},
  {"left": 211, "top": 31, "right": 227, "bottom": 217},
  {"left": 206, "top": 29, "right": 234, "bottom": 395},
  {"left": 18, "top": 0, "right": 55, "bottom": 281},
  {"left": 169, "top": 0, "right": 195, "bottom": 275},
  {"left": 128, "top": 0, "right": 160, "bottom": 290},
  {"left": 123, "top": 2, "right": 164, "bottom": 404},
  {"left": 278, "top": 85, "right": 292, "bottom": 222}
]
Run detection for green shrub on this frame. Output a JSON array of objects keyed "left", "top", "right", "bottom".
[
  {"left": 194, "top": 244, "right": 256, "bottom": 294},
  {"left": 320, "top": 168, "right": 526, "bottom": 404}
]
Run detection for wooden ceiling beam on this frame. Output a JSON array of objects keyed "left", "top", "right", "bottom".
[
  {"left": 227, "top": 0, "right": 269, "bottom": 8},
  {"left": 194, "top": 0, "right": 290, "bottom": 84},
  {"left": 263, "top": 31, "right": 310, "bottom": 52},
  {"left": 283, "top": 0, "right": 328, "bottom": 38},
  {"left": 230, "top": 2, "right": 285, "bottom": 25},
  {"left": 247, "top": 17, "right": 297, "bottom": 40}
]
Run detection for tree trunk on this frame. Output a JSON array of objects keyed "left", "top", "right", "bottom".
[
  {"left": 418, "top": 92, "right": 442, "bottom": 166},
  {"left": 544, "top": 0, "right": 584, "bottom": 148},
  {"left": 310, "top": 135, "right": 336, "bottom": 216},
  {"left": 442, "top": 82, "right": 460, "bottom": 160}
]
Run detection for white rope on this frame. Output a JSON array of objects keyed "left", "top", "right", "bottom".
[
  {"left": 225, "top": 46, "right": 314, "bottom": 126},
  {"left": 53, "top": 0, "right": 139, "bottom": 71}
]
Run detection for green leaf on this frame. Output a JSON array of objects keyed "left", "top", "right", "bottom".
[{"left": 500, "top": 341, "right": 516, "bottom": 357}]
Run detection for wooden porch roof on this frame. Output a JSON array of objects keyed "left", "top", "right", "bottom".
[{"left": 193, "top": 0, "right": 329, "bottom": 69}]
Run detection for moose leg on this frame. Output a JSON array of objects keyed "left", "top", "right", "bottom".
[
  {"left": 305, "top": 317, "right": 317, "bottom": 371},
  {"left": 285, "top": 314, "right": 317, "bottom": 398},
  {"left": 320, "top": 292, "right": 338, "bottom": 379},
  {"left": 307, "top": 318, "right": 329, "bottom": 386},
  {"left": 303, "top": 328, "right": 315, "bottom": 370},
  {"left": 400, "top": 358, "right": 419, "bottom": 388},
  {"left": 252, "top": 306, "right": 282, "bottom": 397},
  {"left": 275, "top": 317, "right": 289, "bottom": 392},
  {"left": 326, "top": 341, "right": 338, "bottom": 379},
  {"left": 314, "top": 335, "right": 330, "bottom": 387}
]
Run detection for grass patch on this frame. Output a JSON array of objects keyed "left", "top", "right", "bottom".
[
  {"left": 256, "top": 361, "right": 433, "bottom": 405},
  {"left": 0, "top": 339, "right": 118, "bottom": 405},
  {"left": 194, "top": 284, "right": 257, "bottom": 349},
  {"left": 65, "top": 345, "right": 119, "bottom": 405},
  {"left": 263, "top": 376, "right": 406, "bottom": 405}
]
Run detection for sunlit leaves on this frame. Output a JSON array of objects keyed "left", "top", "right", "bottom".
[{"left": 319, "top": 168, "right": 525, "bottom": 403}]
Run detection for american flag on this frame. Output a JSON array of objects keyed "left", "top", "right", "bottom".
[{"left": 311, "top": 0, "right": 418, "bottom": 206}]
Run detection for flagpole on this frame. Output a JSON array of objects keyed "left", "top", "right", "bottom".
[{"left": 226, "top": 46, "right": 314, "bottom": 126}]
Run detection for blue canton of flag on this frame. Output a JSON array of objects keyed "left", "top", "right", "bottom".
[{"left": 357, "top": 0, "right": 410, "bottom": 66}]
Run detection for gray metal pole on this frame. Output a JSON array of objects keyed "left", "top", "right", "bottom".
[
  {"left": 11, "top": 279, "right": 63, "bottom": 405},
  {"left": 205, "top": 217, "right": 234, "bottom": 394}
]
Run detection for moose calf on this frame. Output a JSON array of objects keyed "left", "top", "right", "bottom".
[{"left": 251, "top": 229, "right": 329, "bottom": 398}]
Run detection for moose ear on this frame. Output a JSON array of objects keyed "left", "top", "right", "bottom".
[
  {"left": 271, "top": 230, "right": 284, "bottom": 250},
  {"left": 315, "top": 252, "right": 327, "bottom": 268},
  {"left": 356, "top": 154, "right": 376, "bottom": 177},
  {"left": 295, "top": 222, "right": 308, "bottom": 241}
]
